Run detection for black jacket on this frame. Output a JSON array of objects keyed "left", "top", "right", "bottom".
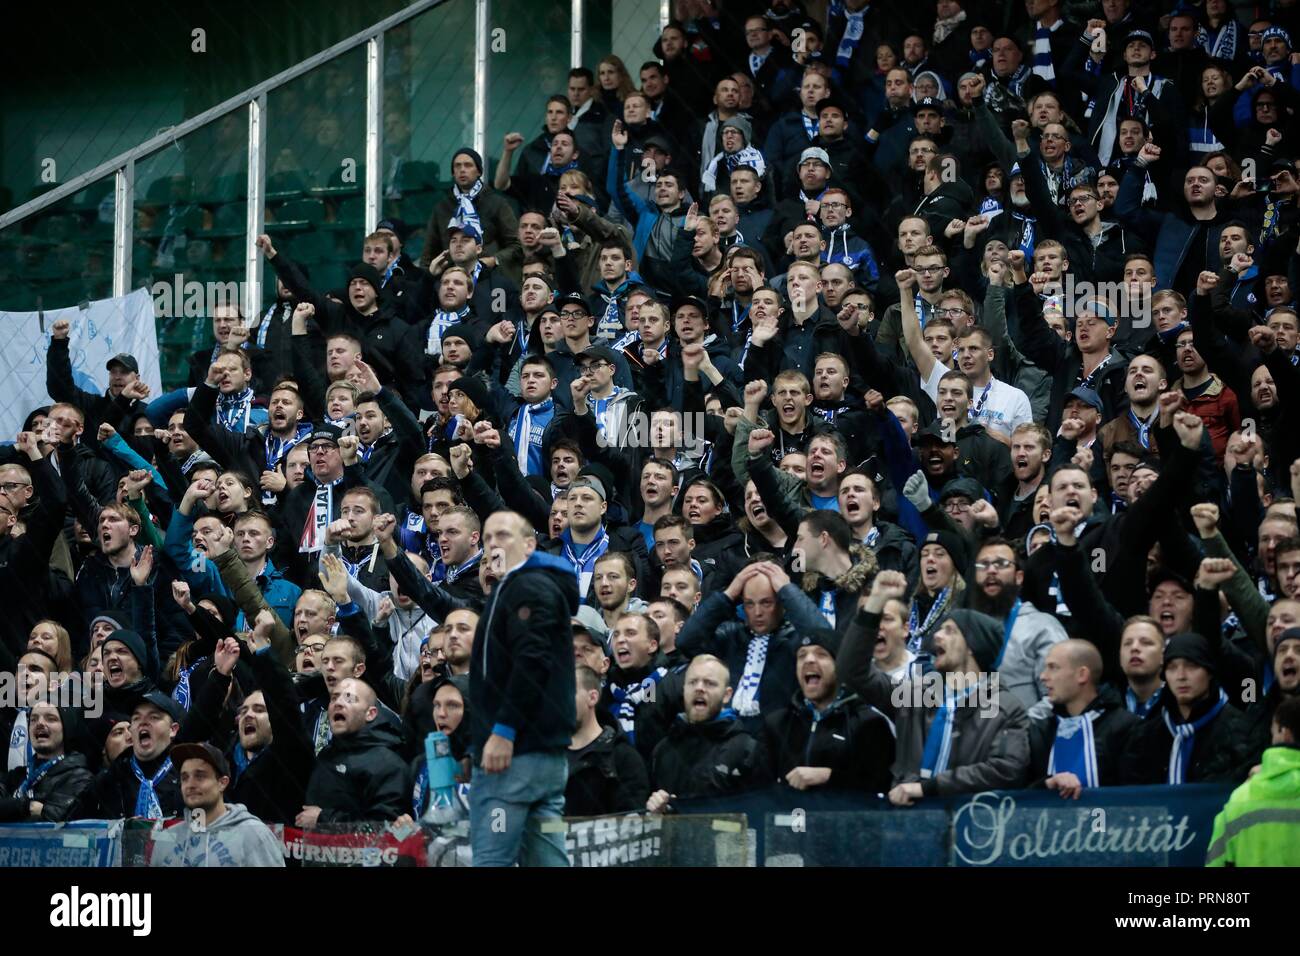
[
  {"left": 0, "top": 754, "right": 95, "bottom": 822},
  {"left": 1028, "top": 685, "right": 1141, "bottom": 787},
  {"left": 45, "top": 337, "right": 146, "bottom": 455},
  {"left": 564, "top": 725, "right": 651, "bottom": 817},
  {"left": 1119, "top": 686, "right": 1259, "bottom": 786},
  {"left": 469, "top": 551, "right": 579, "bottom": 758},
  {"left": 196, "top": 651, "right": 315, "bottom": 825},
  {"left": 87, "top": 749, "right": 183, "bottom": 819},
  {"left": 304, "top": 715, "right": 409, "bottom": 823},
  {"left": 648, "top": 711, "right": 768, "bottom": 799},
  {"left": 0, "top": 454, "right": 67, "bottom": 659},
  {"left": 762, "top": 689, "right": 894, "bottom": 793}
]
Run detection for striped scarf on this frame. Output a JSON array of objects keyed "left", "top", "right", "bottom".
[
  {"left": 1126, "top": 685, "right": 1161, "bottom": 717},
  {"left": 17, "top": 754, "right": 64, "bottom": 799},
  {"left": 171, "top": 656, "right": 209, "bottom": 711},
  {"left": 215, "top": 387, "right": 255, "bottom": 433},
  {"left": 800, "top": 112, "right": 819, "bottom": 140},
  {"left": 608, "top": 668, "right": 667, "bottom": 743},
  {"left": 907, "top": 586, "right": 952, "bottom": 652},
  {"left": 587, "top": 387, "right": 628, "bottom": 446},
  {"left": 1162, "top": 688, "right": 1229, "bottom": 783},
  {"left": 510, "top": 398, "right": 554, "bottom": 475},
  {"left": 732, "top": 635, "right": 770, "bottom": 716},
  {"left": 1032, "top": 19, "right": 1060, "bottom": 86},
  {"left": 562, "top": 525, "right": 610, "bottom": 596},
  {"left": 920, "top": 678, "right": 982, "bottom": 778},
  {"left": 1208, "top": 21, "right": 1238, "bottom": 62},
  {"left": 829, "top": 0, "right": 867, "bottom": 79},
  {"left": 451, "top": 178, "right": 484, "bottom": 237},
  {"left": 1048, "top": 709, "right": 1101, "bottom": 786},
  {"left": 427, "top": 306, "right": 470, "bottom": 356},
  {"left": 132, "top": 755, "right": 173, "bottom": 818}
]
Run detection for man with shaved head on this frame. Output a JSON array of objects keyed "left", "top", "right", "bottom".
[{"left": 1030, "top": 639, "right": 1140, "bottom": 797}]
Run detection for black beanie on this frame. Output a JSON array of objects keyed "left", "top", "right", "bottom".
[
  {"left": 197, "top": 592, "right": 239, "bottom": 629},
  {"left": 1276, "top": 627, "right": 1300, "bottom": 660},
  {"left": 1162, "top": 633, "right": 1217, "bottom": 677},
  {"left": 946, "top": 609, "right": 1004, "bottom": 672},
  {"left": 349, "top": 262, "right": 383, "bottom": 296},
  {"left": 453, "top": 147, "right": 485, "bottom": 175},
  {"left": 921, "top": 529, "right": 969, "bottom": 572},
  {"left": 797, "top": 626, "right": 842, "bottom": 658},
  {"left": 101, "top": 629, "right": 147, "bottom": 669},
  {"left": 448, "top": 375, "right": 491, "bottom": 415}
]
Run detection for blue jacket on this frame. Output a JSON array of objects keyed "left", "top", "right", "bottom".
[
  {"left": 1113, "top": 162, "right": 1226, "bottom": 291},
  {"left": 607, "top": 148, "right": 685, "bottom": 262}
]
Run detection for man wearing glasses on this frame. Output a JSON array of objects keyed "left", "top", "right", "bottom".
[
  {"left": 969, "top": 538, "right": 1067, "bottom": 718},
  {"left": 574, "top": 346, "right": 638, "bottom": 451},
  {"left": 877, "top": 245, "right": 952, "bottom": 361},
  {"left": 547, "top": 293, "right": 635, "bottom": 409}
]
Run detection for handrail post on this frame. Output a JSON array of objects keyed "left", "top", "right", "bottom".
[
  {"left": 571, "top": 0, "right": 583, "bottom": 68},
  {"left": 474, "top": 0, "right": 490, "bottom": 161},
  {"left": 244, "top": 94, "right": 267, "bottom": 322},
  {"left": 365, "top": 33, "right": 384, "bottom": 235},
  {"left": 112, "top": 161, "right": 134, "bottom": 299}
]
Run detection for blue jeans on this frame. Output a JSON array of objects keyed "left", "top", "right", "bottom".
[{"left": 469, "top": 750, "right": 570, "bottom": 867}]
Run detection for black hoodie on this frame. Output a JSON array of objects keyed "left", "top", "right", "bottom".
[
  {"left": 470, "top": 551, "right": 580, "bottom": 758},
  {"left": 565, "top": 725, "right": 651, "bottom": 817}
]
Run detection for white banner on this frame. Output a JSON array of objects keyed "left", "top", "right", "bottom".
[{"left": 0, "top": 288, "right": 161, "bottom": 441}]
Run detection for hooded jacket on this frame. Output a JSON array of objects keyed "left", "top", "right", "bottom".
[
  {"left": 763, "top": 688, "right": 894, "bottom": 793},
  {"left": 1028, "top": 684, "right": 1141, "bottom": 787},
  {"left": 798, "top": 543, "right": 879, "bottom": 636},
  {"left": 1206, "top": 745, "right": 1300, "bottom": 866},
  {"left": 470, "top": 551, "right": 580, "bottom": 758},
  {"left": 305, "top": 714, "right": 409, "bottom": 823},
  {"left": 997, "top": 599, "right": 1069, "bottom": 718},
  {"left": 838, "top": 608, "right": 1032, "bottom": 795},
  {"left": 648, "top": 710, "right": 769, "bottom": 799},
  {"left": 150, "top": 801, "right": 285, "bottom": 867},
  {"left": 565, "top": 724, "right": 651, "bottom": 818}
]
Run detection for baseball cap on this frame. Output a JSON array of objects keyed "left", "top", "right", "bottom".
[
  {"left": 1126, "top": 29, "right": 1155, "bottom": 47},
  {"left": 555, "top": 292, "right": 590, "bottom": 314},
  {"left": 915, "top": 420, "right": 958, "bottom": 445},
  {"left": 307, "top": 423, "right": 344, "bottom": 447},
  {"left": 644, "top": 134, "right": 674, "bottom": 152},
  {"left": 1064, "top": 386, "right": 1103, "bottom": 412},
  {"left": 569, "top": 475, "right": 607, "bottom": 501},
  {"left": 447, "top": 218, "right": 483, "bottom": 243},
  {"left": 106, "top": 353, "right": 139, "bottom": 375},
  {"left": 136, "top": 690, "right": 185, "bottom": 724},
  {"left": 171, "top": 741, "right": 231, "bottom": 779},
  {"left": 572, "top": 605, "right": 610, "bottom": 649},
  {"left": 577, "top": 345, "right": 620, "bottom": 366},
  {"left": 912, "top": 96, "right": 943, "bottom": 115}
]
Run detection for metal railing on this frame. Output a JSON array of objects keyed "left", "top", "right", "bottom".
[
  {"left": 0, "top": 0, "right": 666, "bottom": 327},
  {"left": 0, "top": 0, "right": 458, "bottom": 320}
]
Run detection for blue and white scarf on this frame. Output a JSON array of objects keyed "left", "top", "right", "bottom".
[
  {"left": 920, "top": 679, "right": 982, "bottom": 778},
  {"left": 732, "top": 635, "right": 770, "bottom": 716},
  {"left": 1162, "top": 688, "right": 1229, "bottom": 784},
  {"left": 818, "top": 589, "right": 837, "bottom": 629},
  {"left": 265, "top": 422, "right": 313, "bottom": 471},
  {"left": 587, "top": 387, "right": 628, "bottom": 445},
  {"left": 16, "top": 754, "right": 64, "bottom": 799},
  {"left": 608, "top": 668, "right": 667, "bottom": 743},
  {"left": 541, "top": 156, "right": 578, "bottom": 177},
  {"left": 907, "top": 586, "right": 951, "bottom": 652},
  {"left": 562, "top": 524, "right": 610, "bottom": 596},
  {"left": 596, "top": 281, "right": 631, "bottom": 342},
  {"left": 451, "top": 178, "right": 484, "bottom": 237},
  {"left": 800, "top": 112, "right": 819, "bottom": 140},
  {"left": 171, "top": 656, "right": 209, "bottom": 712},
  {"left": 1032, "top": 19, "right": 1061, "bottom": 86},
  {"left": 829, "top": 0, "right": 868, "bottom": 79},
  {"left": 256, "top": 303, "right": 285, "bottom": 349},
  {"left": 1207, "top": 20, "right": 1239, "bottom": 62},
  {"left": 445, "top": 549, "right": 482, "bottom": 584},
  {"left": 510, "top": 399, "right": 554, "bottom": 475},
  {"left": 132, "top": 755, "right": 173, "bottom": 818},
  {"left": 1047, "top": 709, "right": 1101, "bottom": 786},
  {"left": 427, "top": 306, "right": 470, "bottom": 356},
  {"left": 216, "top": 387, "right": 255, "bottom": 433},
  {"left": 1126, "top": 685, "right": 1161, "bottom": 717},
  {"left": 7, "top": 709, "right": 30, "bottom": 771},
  {"left": 299, "top": 472, "right": 344, "bottom": 553},
  {"left": 1128, "top": 407, "right": 1156, "bottom": 449}
]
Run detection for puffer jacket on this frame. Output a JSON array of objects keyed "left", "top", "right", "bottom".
[{"left": 798, "top": 543, "right": 878, "bottom": 635}]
